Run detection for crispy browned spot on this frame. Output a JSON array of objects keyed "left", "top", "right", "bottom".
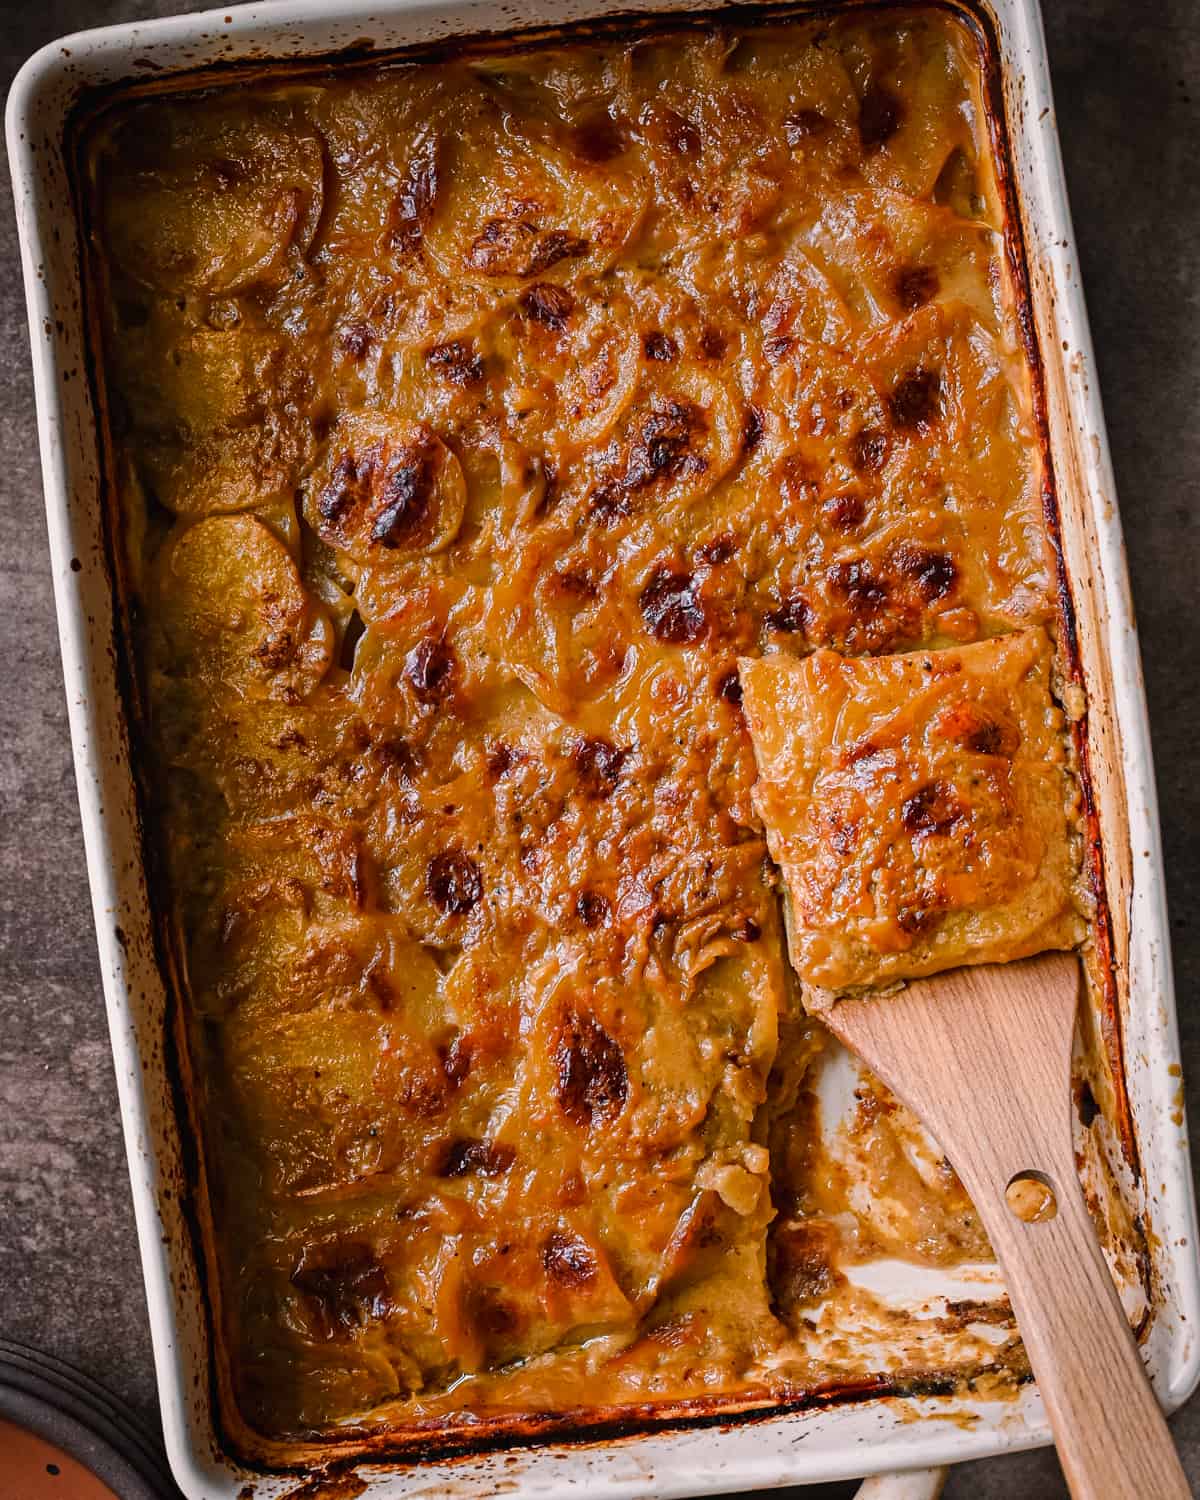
[
  {"left": 897, "top": 897, "right": 945, "bottom": 936},
  {"left": 894, "top": 546, "right": 960, "bottom": 603},
  {"left": 553, "top": 565, "right": 599, "bottom": 598},
  {"left": 967, "top": 720, "right": 1020, "bottom": 756},
  {"left": 467, "top": 217, "right": 589, "bottom": 278},
  {"left": 572, "top": 736, "right": 627, "bottom": 798},
  {"left": 765, "top": 594, "right": 813, "bottom": 635},
  {"left": 716, "top": 668, "right": 743, "bottom": 706},
  {"left": 893, "top": 265, "right": 940, "bottom": 310},
  {"left": 642, "top": 330, "right": 678, "bottom": 362},
  {"left": 901, "top": 780, "right": 961, "bottom": 836},
  {"left": 858, "top": 82, "right": 904, "bottom": 150},
  {"left": 698, "top": 533, "right": 736, "bottom": 566},
  {"left": 575, "top": 890, "right": 611, "bottom": 928},
  {"left": 370, "top": 452, "right": 434, "bottom": 547},
  {"left": 590, "top": 403, "right": 706, "bottom": 520},
  {"left": 639, "top": 568, "right": 707, "bottom": 644},
  {"left": 397, "top": 1060, "right": 449, "bottom": 1119},
  {"left": 553, "top": 1011, "right": 628, "bottom": 1127},
  {"left": 439, "top": 1033, "right": 472, "bottom": 1087},
  {"left": 541, "top": 1231, "right": 598, "bottom": 1286},
  {"left": 486, "top": 741, "right": 516, "bottom": 779},
  {"left": 633, "top": 402, "right": 706, "bottom": 487},
  {"left": 316, "top": 453, "right": 362, "bottom": 528},
  {"left": 570, "top": 110, "right": 626, "bottom": 163},
  {"left": 374, "top": 735, "right": 418, "bottom": 781},
  {"left": 849, "top": 426, "right": 888, "bottom": 473},
  {"left": 822, "top": 804, "right": 858, "bottom": 856},
  {"left": 437, "top": 1137, "right": 515, "bottom": 1178},
  {"left": 823, "top": 493, "right": 866, "bottom": 531},
  {"left": 828, "top": 559, "right": 889, "bottom": 617},
  {"left": 520, "top": 282, "right": 575, "bottom": 329},
  {"left": 253, "top": 626, "right": 299, "bottom": 672},
  {"left": 405, "top": 637, "right": 456, "bottom": 704},
  {"left": 892, "top": 544, "right": 958, "bottom": 601},
  {"left": 425, "top": 339, "right": 483, "bottom": 386},
  {"left": 291, "top": 1246, "right": 391, "bottom": 1337},
  {"left": 587, "top": 487, "right": 633, "bottom": 527},
  {"left": 889, "top": 368, "right": 942, "bottom": 431},
  {"left": 427, "top": 850, "right": 483, "bottom": 914},
  {"left": 389, "top": 133, "right": 439, "bottom": 252}
]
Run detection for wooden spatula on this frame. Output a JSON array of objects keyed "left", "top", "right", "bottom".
[{"left": 825, "top": 949, "right": 1189, "bottom": 1499}]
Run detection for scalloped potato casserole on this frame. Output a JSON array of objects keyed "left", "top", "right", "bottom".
[{"left": 84, "top": 4, "right": 1080, "bottom": 1449}]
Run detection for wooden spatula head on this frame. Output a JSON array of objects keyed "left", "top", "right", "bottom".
[{"left": 826, "top": 951, "right": 1079, "bottom": 1202}]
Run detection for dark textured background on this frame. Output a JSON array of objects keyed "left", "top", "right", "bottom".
[{"left": 1, "top": 2, "right": 1196, "bottom": 1495}]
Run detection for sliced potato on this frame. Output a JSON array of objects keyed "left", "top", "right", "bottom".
[
  {"left": 424, "top": 111, "right": 647, "bottom": 289},
  {"left": 118, "top": 323, "right": 315, "bottom": 516},
  {"left": 101, "top": 105, "right": 325, "bottom": 295},
  {"left": 158, "top": 513, "right": 333, "bottom": 702},
  {"left": 304, "top": 412, "right": 467, "bottom": 563}
]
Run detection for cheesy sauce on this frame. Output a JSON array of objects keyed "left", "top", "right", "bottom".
[
  {"left": 85, "top": 6, "right": 1064, "bottom": 1448},
  {"left": 741, "top": 630, "right": 1083, "bottom": 997}
]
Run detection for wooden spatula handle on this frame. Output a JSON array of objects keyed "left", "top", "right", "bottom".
[
  {"left": 828, "top": 952, "right": 1190, "bottom": 1500},
  {"left": 982, "top": 1138, "right": 1189, "bottom": 1498}
]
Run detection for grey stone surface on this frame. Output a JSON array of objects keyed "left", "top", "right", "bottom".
[{"left": 0, "top": 1, "right": 1196, "bottom": 1496}]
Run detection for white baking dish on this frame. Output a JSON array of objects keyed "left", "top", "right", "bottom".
[{"left": 8, "top": 1, "right": 1199, "bottom": 1496}]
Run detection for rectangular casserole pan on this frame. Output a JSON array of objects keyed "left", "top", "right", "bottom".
[{"left": 9, "top": 0, "right": 1200, "bottom": 1494}]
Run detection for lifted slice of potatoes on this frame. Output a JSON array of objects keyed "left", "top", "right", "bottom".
[
  {"left": 158, "top": 514, "right": 333, "bottom": 702},
  {"left": 99, "top": 104, "right": 325, "bottom": 295},
  {"left": 303, "top": 413, "right": 467, "bottom": 564}
]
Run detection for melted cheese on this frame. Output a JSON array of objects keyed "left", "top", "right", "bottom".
[
  {"left": 86, "top": 6, "right": 1064, "bottom": 1447},
  {"left": 741, "top": 630, "right": 1084, "bottom": 997}
]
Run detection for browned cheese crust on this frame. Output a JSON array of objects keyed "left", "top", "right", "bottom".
[
  {"left": 740, "top": 630, "right": 1084, "bottom": 999},
  {"left": 85, "top": 7, "right": 1061, "bottom": 1445}
]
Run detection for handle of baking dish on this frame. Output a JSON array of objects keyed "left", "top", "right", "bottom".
[{"left": 853, "top": 1467, "right": 949, "bottom": 1500}]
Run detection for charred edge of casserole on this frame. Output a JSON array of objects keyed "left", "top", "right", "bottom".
[
  {"left": 63, "top": 0, "right": 1140, "bottom": 1468},
  {"left": 66, "top": 68, "right": 207, "bottom": 1252},
  {"left": 69, "top": 0, "right": 1005, "bottom": 135},
  {"left": 67, "top": 102, "right": 245, "bottom": 1472},
  {"left": 223, "top": 1365, "right": 1029, "bottom": 1475},
  {"left": 970, "top": 2, "right": 1138, "bottom": 1183}
]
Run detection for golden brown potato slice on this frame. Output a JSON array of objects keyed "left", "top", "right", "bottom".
[
  {"left": 303, "top": 412, "right": 467, "bottom": 563},
  {"left": 611, "top": 32, "right": 793, "bottom": 253},
  {"left": 157, "top": 514, "right": 333, "bottom": 702},
  {"left": 100, "top": 104, "right": 324, "bottom": 294},
  {"left": 422, "top": 73, "right": 648, "bottom": 287},
  {"left": 115, "top": 322, "right": 315, "bottom": 516},
  {"left": 740, "top": 628, "right": 1084, "bottom": 999}
]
